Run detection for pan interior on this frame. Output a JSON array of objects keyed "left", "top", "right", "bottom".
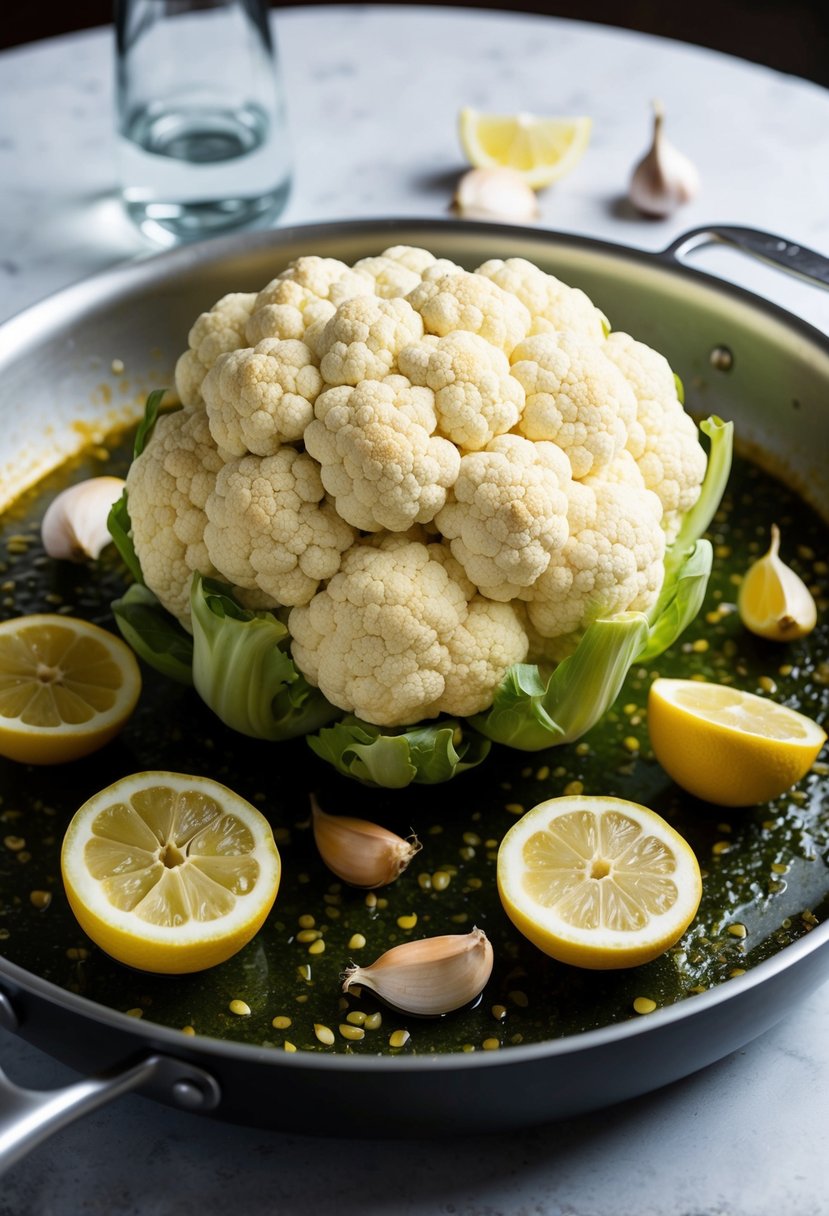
[{"left": 0, "top": 223, "right": 827, "bottom": 1057}]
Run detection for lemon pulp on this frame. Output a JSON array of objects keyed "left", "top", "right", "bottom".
[
  {"left": 497, "top": 796, "right": 702, "bottom": 970},
  {"left": 61, "top": 772, "right": 281, "bottom": 973},
  {"left": 459, "top": 108, "right": 592, "bottom": 188},
  {"left": 0, "top": 614, "right": 141, "bottom": 764}
]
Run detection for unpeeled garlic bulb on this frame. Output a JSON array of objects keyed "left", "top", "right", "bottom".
[
  {"left": 628, "top": 100, "right": 699, "bottom": 218},
  {"left": 41, "top": 477, "right": 126, "bottom": 562},
  {"left": 311, "top": 795, "right": 420, "bottom": 888},
  {"left": 342, "top": 927, "right": 494, "bottom": 1016},
  {"left": 454, "top": 167, "right": 539, "bottom": 223},
  {"left": 738, "top": 524, "right": 817, "bottom": 641}
]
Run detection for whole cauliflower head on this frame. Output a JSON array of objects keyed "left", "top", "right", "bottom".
[
  {"left": 202, "top": 337, "right": 323, "bottom": 458},
  {"left": 126, "top": 408, "right": 223, "bottom": 622},
  {"left": 288, "top": 535, "right": 528, "bottom": 726},
  {"left": 203, "top": 449, "right": 356, "bottom": 607},
  {"left": 476, "top": 258, "right": 608, "bottom": 341},
  {"left": 511, "top": 332, "right": 639, "bottom": 479},
  {"left": 407, "top": 269, "right": 531, "bottom": 355},
  {"left": 400, "top": 331, "right": 525, "bottom": 451},
  {"left": 304, "top": 376, "right": 460, "bottom": 532},
  {"left": 605, "top": 331, "right": 707, "bottom": 541},
  {"left": 175, "top": 293, "right": 258, "bottom": 407},
  {"left": 436, "top": 434, "right": 572, "bottom": 602},
  {"left": 527, "top": 466, "right": 665, "bottom": 656}
]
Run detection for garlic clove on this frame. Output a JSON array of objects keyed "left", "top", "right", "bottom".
[
  {"left": 311, "top": 794, "right": 420, "bottom": 888},
  {"left": 454, "top": 167, "right": 539, "bottom": 223},
  {"left": 41, "top": 476, "right": 126, "bottom": 562},
  {"left": 628, "top": 99, "right": 699, "bottom": 218},
  {"left": 342, "top": 927, "right": 494, "bottom": 1016},
  {"left": 738, "top": 523, "right": 818, "bottom": 641}
]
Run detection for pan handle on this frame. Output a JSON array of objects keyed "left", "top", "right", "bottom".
[
  {"left": 661, "top": 225, "right": 829, "bottom": 290},
  {"left": 0, "top": 1049, "right": 220, "bottom": 1177}
]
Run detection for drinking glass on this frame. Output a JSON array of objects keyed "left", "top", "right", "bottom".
[{"left": 114, "top": 0, "right": 292, "bottom": 246}]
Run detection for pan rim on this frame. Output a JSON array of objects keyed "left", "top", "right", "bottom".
[
  {"left": 2, "top": 916, "right": 829, "bottom": 1072},
  {"left": 1, "top": 216, "right": 828, "bottom": 361}
]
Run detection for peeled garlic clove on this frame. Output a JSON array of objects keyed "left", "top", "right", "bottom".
[
  {"left": 342, "top": 927, "right": 494, "bottom": 1016},
  {"left": 454, "top": 167, "right": 539, "bottom": 223},
  {"left": 311, "top": 795, "right": 420, "bottom": 888},
  {"left": 41, "top": 476, "right": 126, "bottom": 562},
  {"left": 628, "top": 100, "right": 699, "bottom": 218},
  {"left": 738, "top": 524, "right": 818, "bottom": 641}
]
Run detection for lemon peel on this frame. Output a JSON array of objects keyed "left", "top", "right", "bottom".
[{"left": 648, "top": 677, "right": 826, "bottom": 806}]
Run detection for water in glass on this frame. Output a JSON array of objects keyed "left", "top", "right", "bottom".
[{"left": 115, "top": 0, "right": 291, "bottom": 245}]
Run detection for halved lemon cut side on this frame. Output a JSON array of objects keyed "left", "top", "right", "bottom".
[
  {"left": 0, "top": 614, "right": 141, "bottom": 764},
  {"left": 497, "top": 795, "right": 702, "bottom": 970},
  {"left": 61, "top": 772, "right": 281, "bottom": 974},
  {"left": 648, "top": 678, "right": 826, "bottom": 807},
  {"left": 459, "top": 107, "right": 592, "bottom": 188}
]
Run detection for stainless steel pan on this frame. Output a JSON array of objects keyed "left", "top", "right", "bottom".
[{"left": 1, "top": 219, "right": 828, "bottom": 1170}]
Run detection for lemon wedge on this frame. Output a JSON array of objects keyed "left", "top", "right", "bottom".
[
  {"left": 497, "top": 795, "right": 701, "bottom": 970},
  {"left": 61, "top": 772, "right": 281, "bottom": 974},
  {"left": 0, "top": 614, "right": 141, "bottom": 764},
  {"left": 648, "top": 678, "right": 826, "bottom": 807},
  {"left": 459, "top": 107, "right": 592, "bottom": 188}
]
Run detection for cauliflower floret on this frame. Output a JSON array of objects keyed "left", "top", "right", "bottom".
[
  {"left": 380, "top": 246, "right": 461, "bottom": 280},
  {"left": 126, "top": 409, "right": 224, "bottom": 622},
  {"left": 315, "top": 296, "right": 425, "bottom": 386},
  {"left": 174, "top": 293, "right": 258, "bottom": 407},
  {"left": 605, "top": 331, "right": 707, "bottom": 541},
  {"left": 440, "top": 597, "right": 530, "bottom": 718},
  {"left": 527, "top": 471, "right": 666, "bottom": 656},
  {"left": 399, "top": 331, "right": 526, "bottom": 451},
  {"left": 511, "top": 332, "right": 638, "bottom": 479},
  {"left": 245, "top": 255, "right": 376, "bottom": 346},
  {"left": 202, "top": 338, "right": 323, "bottom": 457},
  {"left": 407, "top": 269, "right": 531, "bottom": 355},
  {"left": 304, "top": 377, "right": 460, "bottom": 532},
  {"left": 288, "top": 535, "right": 527, "bottom": 726},
  {"left": 203, "top": 449, "right": 355, "bottom": 607},
  {"left": 476, "top": 258, "right": 608, "bottom": 341},
  {"left": 436, "top": 434, "right": 571, "bottom": 601},
  {"left": 351, "top": 255, "right": 424, "bottom": 299},
  {"left": 245, "top": 281, "right": 336, "bottom": 347}
]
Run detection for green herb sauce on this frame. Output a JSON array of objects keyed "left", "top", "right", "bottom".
[{"left": 0, "top": 433, "right": 827, "bottom": 1054}]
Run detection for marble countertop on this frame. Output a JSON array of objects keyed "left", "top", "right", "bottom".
[{"left": 1, "top": 7, "right": 829, "bottom": 1214}]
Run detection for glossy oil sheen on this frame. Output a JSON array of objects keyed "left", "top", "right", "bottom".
[{"left": 0, "top": 439, "right": 826, "bottom": 1056}]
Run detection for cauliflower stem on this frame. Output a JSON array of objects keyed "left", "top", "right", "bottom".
[{"left": 190, "top": 574, "right": 337, "bottom": 740}]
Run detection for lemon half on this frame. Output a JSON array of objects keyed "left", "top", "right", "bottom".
[
  {"left": 459, "top": 107, "right": 592, "bottom": 188},
  {"left": 497, "top": 795, "right": 702, "bottom": 970},
  {"left": 648, "top": 678, "right": 826, "bottom": 807},
  {"left": 61, "top": 772, "right": 281, "bottom": 974},
  {"left": 0, "top": 614, "right": 141, "bottom": 764}
]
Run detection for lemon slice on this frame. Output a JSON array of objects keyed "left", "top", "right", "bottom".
[
  {"left": 61, "top": 772, "right": 281, "bottom": 974},
  {"left": 648, "top": 678, "right": 826, "bottom": 807},
  {"left": 459, "top": 107, "right": 592, "bottom": 188},
  {"left": 497, "top": 795, "right": 702, "bottom": 969},
  {"left": 0, "top": 614, "right": 142, "bottom": 765}
]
